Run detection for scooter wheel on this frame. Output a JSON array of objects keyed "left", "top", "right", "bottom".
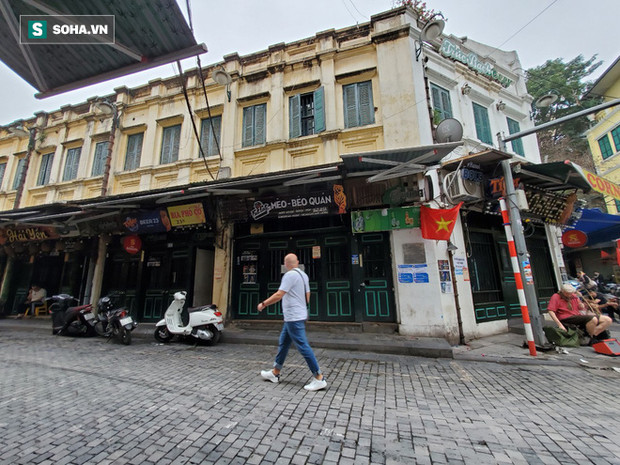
[
  {"left": 154, "top": 327, "right": 174, "bottom": 343},
  {"left": 203, "top": 326, "right": 221, "bottom": 346},
  {"left": 119, "top": 326, "right": 132, "bottom": 345}
]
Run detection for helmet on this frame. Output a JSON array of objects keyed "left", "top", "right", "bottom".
[{"left": 98, "top": 296, "right": 113, "bottom": 312}]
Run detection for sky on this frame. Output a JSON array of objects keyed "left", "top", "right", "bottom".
[{"left": 1, "top": 0, "right": 618, "bottom": 126}]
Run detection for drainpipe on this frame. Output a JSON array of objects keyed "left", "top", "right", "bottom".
[
  {"left": 12, "top": 126, "right": 37, "bottom": 209},
  {"left": 97, "top": 101, "right": 119, "bottom": 197}
]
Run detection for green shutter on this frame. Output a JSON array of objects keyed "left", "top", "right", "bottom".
[
  {"left": 255, "top": 104, "right": 266, "bottom": 145},
  {"left": 92, "top": 142, "right": 107, "bottom": 176},
  {"left": 473, "top": 103, "right": 492, "bottom": 145},
  {"left": 431, "top": 84, "right": 452, "bottom": 121},
  {"left": 314, "top": 87, "right": 325, "bottom": 133},
  {"left": 358, "top": 81, "right": 374, "bottom": 126},
  {"left": 12, "top": 158, "right": 25, "bottom": 190},
  {"left": 38, "top": 153, "right": 53, "bottom": 186},
  {"left": 63, "top": 147, "right": 81, "bottom": 181},
  {"left": 612, "top": 126, "right": 620, "bottom": 152},
  {"left": 289, "top": 94, "right": 301, "bottom": 139},
  {"left": 242, "top": 106, "right": 254, "bottom": 147},
  {"left": 507, "top": 118, "right": 524, "bottom": 156},
  {"left": 161, "top": 127, "right": 172, "bottom": 164},
  {"left": 209, "top": 116, "right": 222, "bottom": 156},
  {"left": 171, "top": 125, "right": 180, "bottom": 162},
  {"left": 440, "top": 90, "right": 452, "bottom": 119},
  {"left": 598, "top": 135, "right": 613, "bottom": 159},
  {"left": 343, "top": 83, "right": 358, "bottom": 128}
]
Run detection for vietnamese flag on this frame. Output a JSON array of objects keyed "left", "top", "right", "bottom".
[{"left": 420, "top": 202, "right": 463, "bottom": 240}]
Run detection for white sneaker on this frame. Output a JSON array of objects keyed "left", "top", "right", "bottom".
[
  {"left": 260, "top": 369, "right": 279, "bottom": 383},
  {"left": 304, "top": 377, "right": 327, "bottom": 391}
]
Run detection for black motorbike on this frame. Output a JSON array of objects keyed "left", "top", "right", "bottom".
[
  {"left": 94, "top": 294, "right": 137, "bottom": 345},
  {"left": 50, "top": 294, "right": 96, "bottom": 336}
]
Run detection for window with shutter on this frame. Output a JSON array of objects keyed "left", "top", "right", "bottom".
[
  {"left": 242, "top": 104, "right": 267, "bottom": 147},
  {"left": 611, "top": 126, "right": 620, "bottom": 153},
  {"left": 472, "top": 103, "right": 492, "bottom": 145},
  {"left": 37, "top": 153, "right": 54, "bottom": 186},
  {"left": 598, "top": 135, "right": 613, "bottom": 160},
  {"left": 200, "top": 116, "right": 222, "bottom": 157},
  {"left": 314, "top": 87, "right": 325, "bottom": 134},
  {"left": 63, "top": 147, "right": 81, "bottom": 181},
  {"left": 430, "top": 84, "right": 453, "bottom": 122},
  {"left": 343, "top": 81, "right": 374, "bottom": 128},
  {"left": 125, "top": 133, "right": 143, "bottom": 171},
  {"left": 160, "top": 125, "right": 181, "bottom": 164},
  {"left": 289, "top": 94, "right": 301, "bottom": 139},
  {"left": 506, "top": 118, "right": 525, "bottom": 156},
  {"left": 91, "top": 141, "right": 108, "bottom": 176},
  {"left": 289, "top": 88, "right": 326, "bottom": 139},
  {"left": 12, "top": 158, "right": 25, "bottom": 190},
  {"left": 0, "top": 163, "right": 6, "bottom": 189}
]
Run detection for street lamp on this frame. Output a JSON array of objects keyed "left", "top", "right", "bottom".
[
  {"left": 498, "top": 96, "right": 620, "bottom": 348},
  {"left": 94, "top": 99, "right": 119, "bottom": 197}
]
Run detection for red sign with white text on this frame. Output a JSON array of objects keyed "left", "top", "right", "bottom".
[{"left": 122, "top": 235, "right": 142, "bottom": 254}]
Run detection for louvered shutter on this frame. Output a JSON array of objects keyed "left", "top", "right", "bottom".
[
  {"left": 314, "top": 87, "right": 325, "bottom": 133},
  {"left": 473, "top": 103, "right": 492, "bottom": 144},
  {"left": 161, "top": 127, "right": 172, "bottom": 164},
  {"left": 171, "top": 125, "right": 180, "bottom": 162},
  {"left": 12, "top": 159, "right": 25, "bottom": 189},
  {"left": 440, "top": 90, "right": 452, "bottom": 119},
  {"left": 125, "top": 133, "right": 143, "bottom": 170},
  {"left": 343, "top": 84, "right": 358, "bottom": 128},
  {"left": 0, "top": 163, "right": 6, "bottom": 189},
  {"left": 38, "top": 153, "right": 53, "bottom": 185},
  {"left": 358, "top": 81, "right": 374, "bottom": 126},
  {"left": 289, "top": 94, "right": 301, "bottom": 139},
  {"left": 64, "top": 148, "right": 81, "bottom": 181},
  {"left": 242, "top": 106, "right": 254, "bottom": 147},
  {"left": 92, "top": 142, "right": 107, "bottom": 176},
  {"left": 431, "top": 85, "right": 441, "bottom": 116},
  {"left": 507, "top": 118, "right": 524, "bottom": 156},
  {"left": 254, "top": 104, "right": 266, "bottom": 145},
  {"left": 209, "top": 116, "right": 222, "bottom": 156}
]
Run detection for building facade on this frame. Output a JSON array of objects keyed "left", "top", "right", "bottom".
[{"left": 0, "top": 6, "right": 560, "bottom": 343}]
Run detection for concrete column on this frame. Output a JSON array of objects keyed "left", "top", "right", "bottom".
[{"left": 89, "top": 235, "right": 109, "bottom": 314}]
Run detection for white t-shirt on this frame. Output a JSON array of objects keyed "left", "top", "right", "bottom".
[{"left": 279, "top": 268, "right": 309, "bottom": 322}]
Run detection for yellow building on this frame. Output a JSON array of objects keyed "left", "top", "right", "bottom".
[{"left": 585, "top": 56, "right": 620, "bottom": 212}]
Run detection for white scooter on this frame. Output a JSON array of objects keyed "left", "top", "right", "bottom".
[{"left": 154, "top": 291, "right": 224, "bottom": 345}]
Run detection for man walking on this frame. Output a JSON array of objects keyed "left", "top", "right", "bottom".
[{"left": 258, "top": 253, "right": 327, "bottom": 391}]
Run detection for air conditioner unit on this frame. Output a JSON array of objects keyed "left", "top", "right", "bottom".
[{"left": 443, "top": 170, "right": 484, "bottom": 204}]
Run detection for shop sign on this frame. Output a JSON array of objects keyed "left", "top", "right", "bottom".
[
  {"left": 248, "top": 185, "right": 347, "bottom": 221},
  {"left": 167, "top": 203, "right": 206, "bottom": 227},
  {"left": 123, "top": 209, "right": 172, "bottom": 234},
  {"left": 122, "top": 235, "right": 142, "bottom": 255},
  {"left": 0, "top": 225, "right": 58, "bottom": 244},
  {"left": 351, "top": 206, "right": 419, "bottom": 233},
  {"left": 582, "top": 168, "right": 620, "bottom": 201},
  {"left": 440, "top": 39, "right": 513, "bottom": 88},
  {"left": 562, "top": 230, "right": 588, "bottom": 248}
]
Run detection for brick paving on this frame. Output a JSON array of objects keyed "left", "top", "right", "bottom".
[{"left": 1, "top": 325, "right": 620, "bottom": 464}]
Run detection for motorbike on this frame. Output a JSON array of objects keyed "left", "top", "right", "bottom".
[
  {"left": 50, "top": 294, "right": 96, "bottom": 336},
  {"left": 94, "top": 294, "right": 137, "bottom": 345},
  {"left": 154, "top": 291, "right": 223, "bottom": 345}
]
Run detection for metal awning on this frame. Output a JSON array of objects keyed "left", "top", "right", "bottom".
[
  {"left": 0, "top": 0, "right": 207, "bottom": 99},
  {"left": 514, "top": 160, "right": 620, "bottom": 198},
  {"left": 340, "top": 141, "right": 463, "bottom": 182}
]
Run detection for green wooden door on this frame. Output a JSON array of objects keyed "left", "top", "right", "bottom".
[
  {"left": 140, "top": 249, "right": 188, "bottom": 321},
  {"left": 355, "top": 233, "right": 395, "bottom": 322}
]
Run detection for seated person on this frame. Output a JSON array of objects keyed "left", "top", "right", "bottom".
[
  {"left": 547, "top": 284, "right": 612, "bottom": 344},
  {"left": 19, "top": 284, "right": 47, "bottom": 317},
  {"left": 585, "top": 288, "right": 619, "bottom": 321}
]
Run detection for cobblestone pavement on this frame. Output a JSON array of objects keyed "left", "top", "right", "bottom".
[{"left": 2, "top": 325, "right": 620, "bottom": 465}]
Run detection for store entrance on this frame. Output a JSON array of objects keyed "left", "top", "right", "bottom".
[{"left": 233, "top": 231, "right": 395, "bottom": 323}]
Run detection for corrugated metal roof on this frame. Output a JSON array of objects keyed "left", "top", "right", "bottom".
[{"left": 0, "top": 0, "right": 206, "bottom": 98}]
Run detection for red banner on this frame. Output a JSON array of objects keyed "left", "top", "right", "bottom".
[{"left": 420, "top": 202, "right": 463, "bottom": 240}]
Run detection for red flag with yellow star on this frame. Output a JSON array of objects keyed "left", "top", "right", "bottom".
[{"left": 420, "top": 202, "right": 463, "bottom": 240}]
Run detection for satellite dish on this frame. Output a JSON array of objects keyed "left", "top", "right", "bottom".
[
  {"left": 212, "top": 68, "right": 232, "bottom": 86},
  {"left": 420, "top": 19, "right": 445, "bottom": 43},
  {"left": 534, "top": 92, "right": 558, "bottom": 108},
  {"left": 435, "top": 118, "right": 463, "bottom": 143}
]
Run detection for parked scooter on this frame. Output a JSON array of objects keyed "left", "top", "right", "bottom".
[
  {"left": 94, "top": 294, "right": 137, "bottom": 345},
  {"left": 154, "top": 291, "right": 223, "bottom": 345},
  {"left": 50, "top": 294, "right": 96, "bottom": 336}
]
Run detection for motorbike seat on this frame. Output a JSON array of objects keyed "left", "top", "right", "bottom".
[{"left": 188, "top": 304, "right": 216, "bottom": 313}]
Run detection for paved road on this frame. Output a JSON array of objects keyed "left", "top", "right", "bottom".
[{"left": 2, "top": 325, "right": 620, "bottom": 465}]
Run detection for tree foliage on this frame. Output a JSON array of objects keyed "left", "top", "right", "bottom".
[
  {"left": 526, "top": 55, "right": 602, "bottom": 167},
  {"left": 392, "top": 0, "right": 445, "bottom": 22}
]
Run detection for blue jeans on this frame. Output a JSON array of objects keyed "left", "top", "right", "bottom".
[{"left": 274, "top": 320, "right": 321, "bottom": 376}]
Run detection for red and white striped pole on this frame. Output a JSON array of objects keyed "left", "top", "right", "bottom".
[{"left": 499, "top": 197, "right": 537, "bottom": 356}]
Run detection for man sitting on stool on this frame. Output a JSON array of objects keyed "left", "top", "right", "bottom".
[
  {"left": 547, "top": 284, "right": 612, "bottom": 345},
  {"left": 18, "top": 284, "right": 47, "bottom": 318}
]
